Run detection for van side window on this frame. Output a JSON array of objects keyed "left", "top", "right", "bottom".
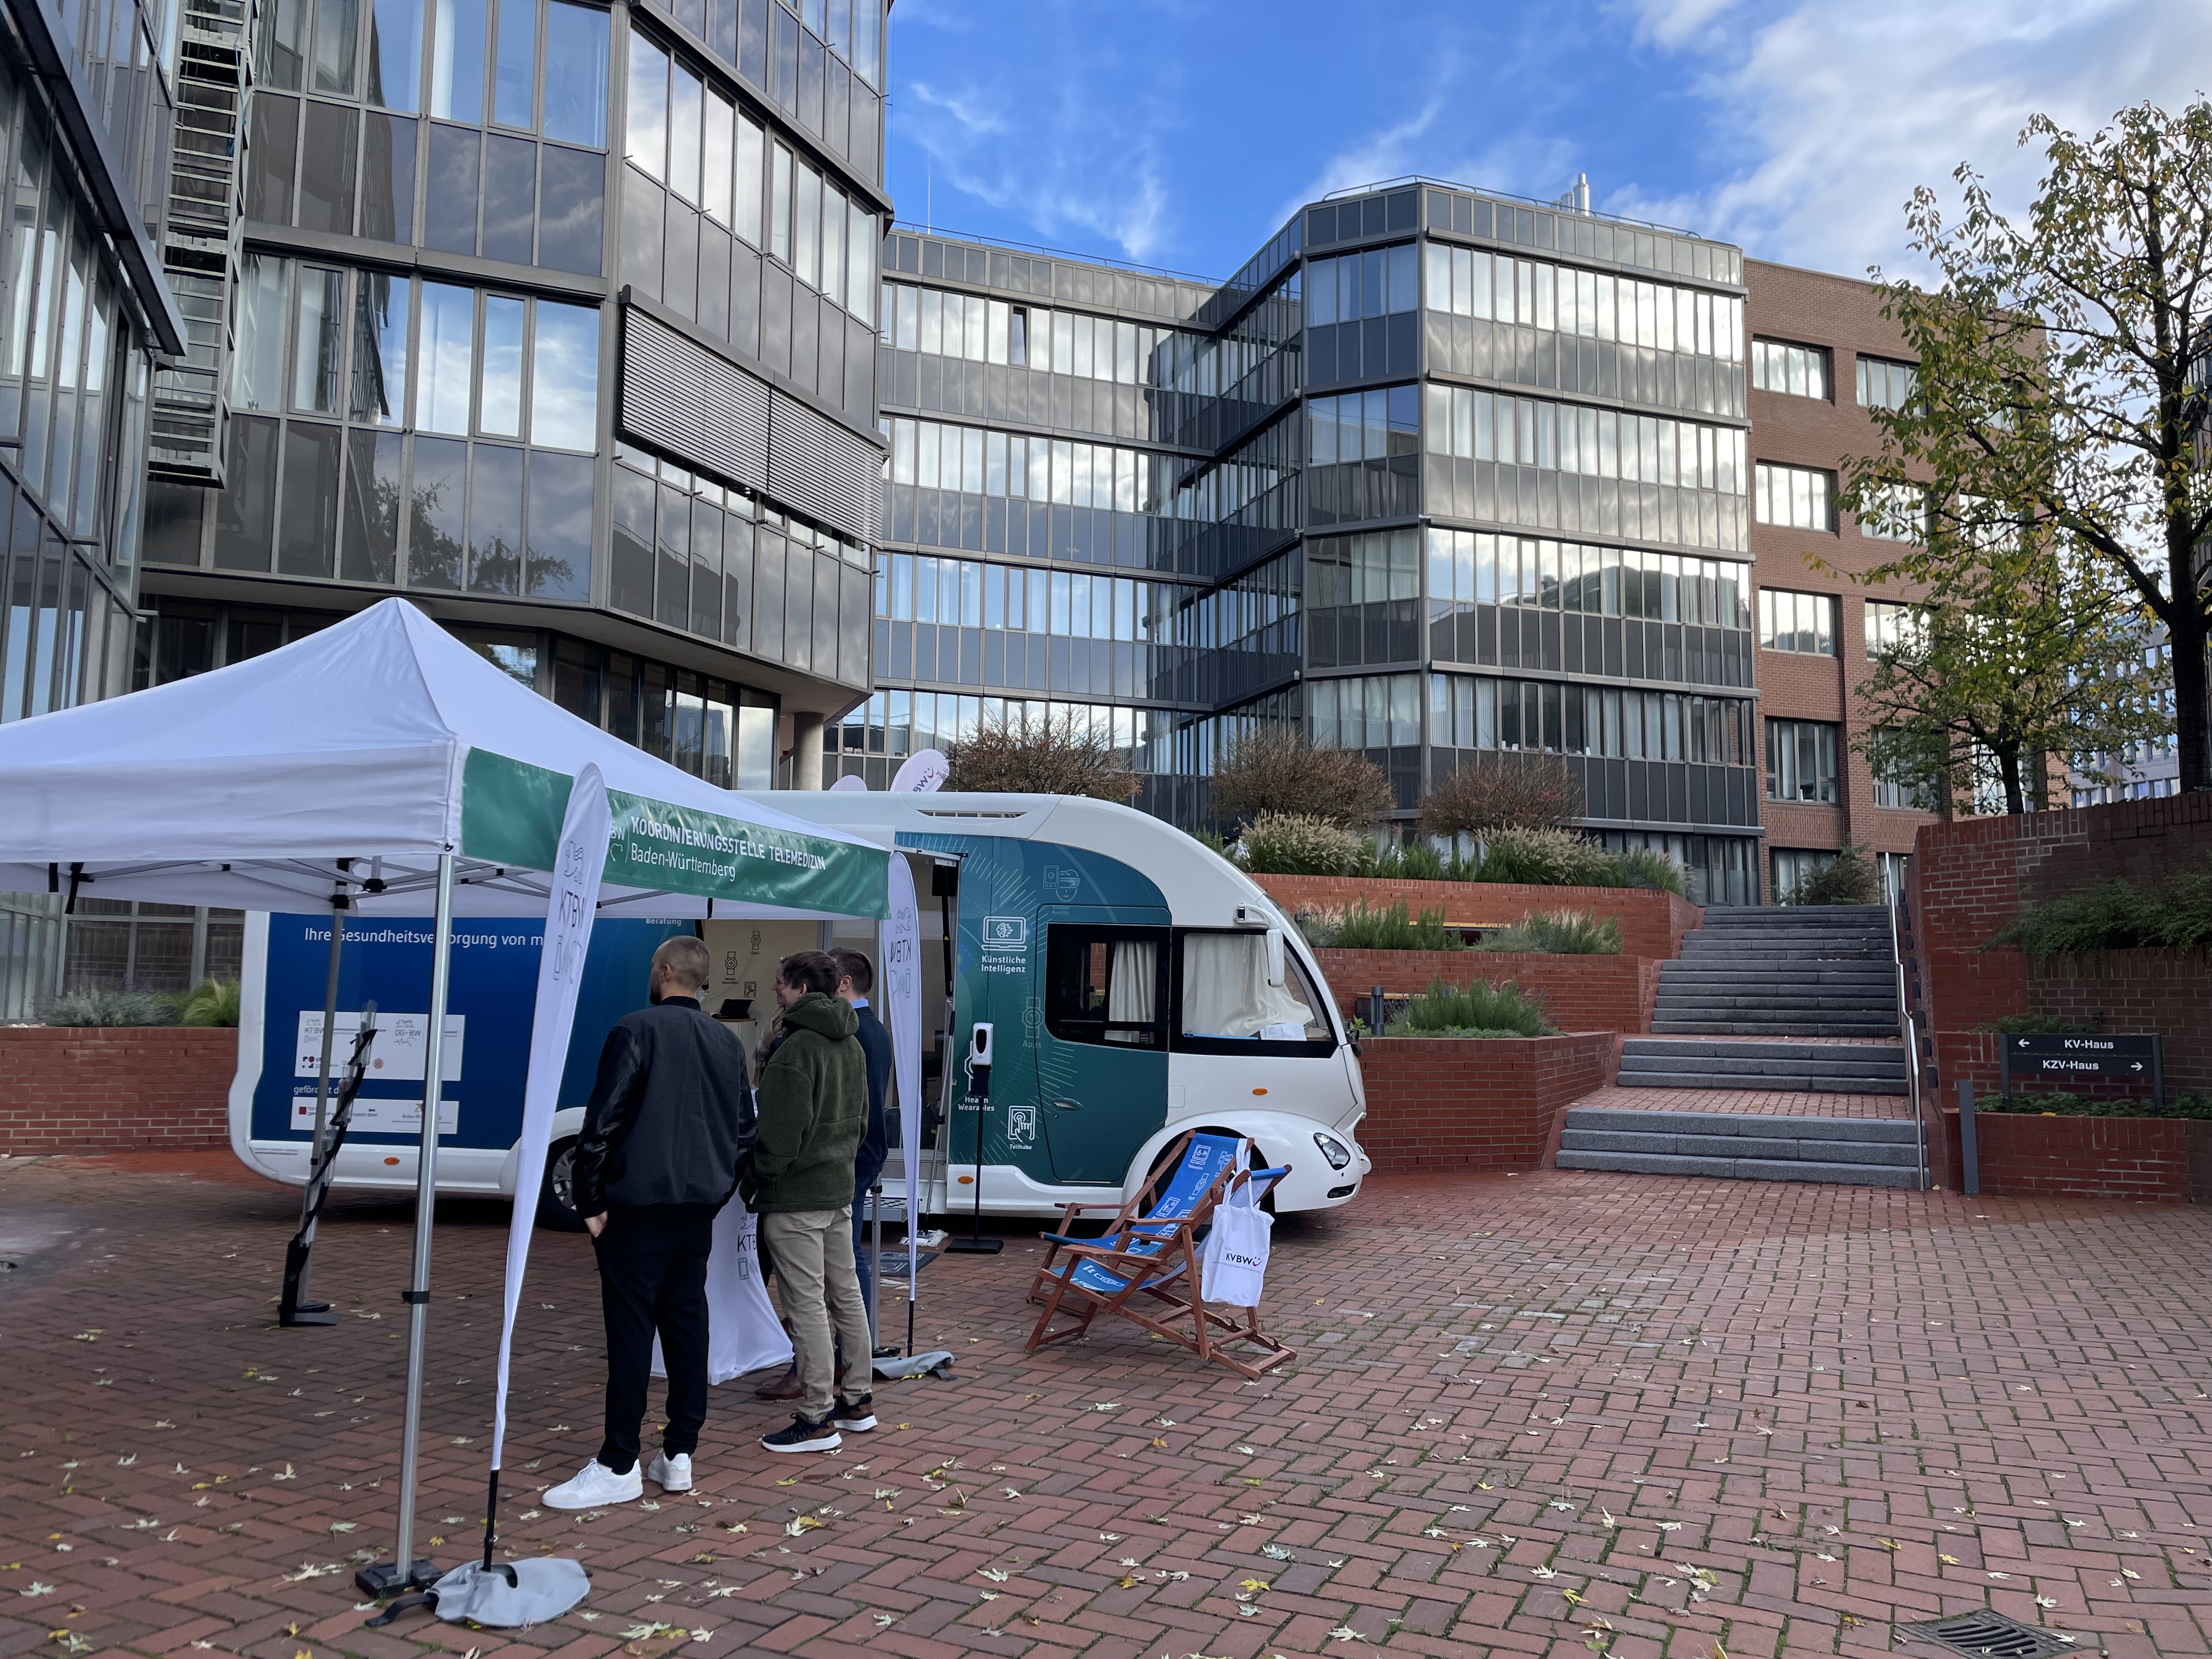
[
  {"left": 1171, "top": 932, "right": 1337, "bottom": 1056},
  {"left": 1043, "top": 926, "right": 1166, "bottom": 1048}
]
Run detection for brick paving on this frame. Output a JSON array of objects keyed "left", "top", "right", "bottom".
[
  {"left": 3, "top": 1154, "right": 2210, "bottom": 1659},
  {"left": 1570, "top": 1085, "right": 1915, "bottom": 1120}
]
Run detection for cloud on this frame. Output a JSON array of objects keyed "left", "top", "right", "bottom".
[{"left": 1608, "top": 0, "right": 2210, "bottom": 278}]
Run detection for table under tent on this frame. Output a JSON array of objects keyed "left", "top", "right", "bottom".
[{"left": 0, "top": 596, "right": 928, "bottom": 1602}]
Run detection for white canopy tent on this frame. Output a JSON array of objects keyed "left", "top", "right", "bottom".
[{"left": 0, "top": 597, "right": 919, "bottom": 1598}]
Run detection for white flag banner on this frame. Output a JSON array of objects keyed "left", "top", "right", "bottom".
[
  {"left": 651, "top": 1205, "right": 791, "bottom": 1384},
  {"left": 883, "top": 855, "right": 923, "bottom": 1296},
  {"left": 490, "top": 763, "right": 611, "bottom": 1471}
]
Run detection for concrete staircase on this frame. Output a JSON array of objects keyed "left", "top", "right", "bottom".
[
  {"left": 1553, "top": 904, "right": 1920, "bottom": 1189},
  {"left": 1554, "top": 1108, "right": 1918, "bottom": 1187},
  {"left": 1652, "top": 905, "right": 1897, "bottom": 1037}
]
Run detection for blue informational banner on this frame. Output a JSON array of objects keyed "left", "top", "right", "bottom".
[{"left": 251, "top": 914, "right": 690, "bottom": 1149}]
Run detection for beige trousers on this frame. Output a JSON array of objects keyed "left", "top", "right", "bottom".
[{"left": 761, "top": 1207, "right": 873, "bottom": 1421}]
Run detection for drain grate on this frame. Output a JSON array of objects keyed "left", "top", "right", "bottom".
[{"left": 1902, "top": 1613, "right": 2076, "bottom": 1659}]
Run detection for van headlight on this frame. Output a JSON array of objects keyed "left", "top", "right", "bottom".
[{"left": 1313, "top": 1131, "right": 1352, "bottom": 1171}]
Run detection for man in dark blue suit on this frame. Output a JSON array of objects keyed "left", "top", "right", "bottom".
[{"left": 833, "top": 949, "right": 893, "bottom": 1341}]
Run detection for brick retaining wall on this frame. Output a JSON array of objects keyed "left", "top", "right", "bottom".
[
  {"left": 1929, "top": 1107, "right": 2212, "bottom": 1204},
  {"left": 0, "top": 1027, "right": 237, "bottom": 1154},
  {"left": 1355, "top": 1031, "right": 1613, "bottom": 1174},
  {"left": 1256, "top": 874, "right": 1702, "bottom": 961},
  {"left": 1315, "top": 948, "right": 1660, "bottom": 1035}
]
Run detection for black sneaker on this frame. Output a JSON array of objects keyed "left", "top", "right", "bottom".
[
  {"left": 760, "top": 1412, "right": 842, "bottom": 1454},
  {"left": 832, "top": 1393, "right": 876, "bottom": 1432}
]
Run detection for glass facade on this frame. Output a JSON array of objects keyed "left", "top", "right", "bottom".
[
  {"left": 137, "top": 0, "right": 890, "bottom": 808},
  {"left": 852, "top": 181, "right": 1762, "bottom": 901}
]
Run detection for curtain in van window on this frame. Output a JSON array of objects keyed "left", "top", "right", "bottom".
[
  {"left": 1181, "top": 933, "right": 1313, "bottom": 1039},
  {"left": 1107, "top": 940, "right": 1154, "bottom": 1042}
]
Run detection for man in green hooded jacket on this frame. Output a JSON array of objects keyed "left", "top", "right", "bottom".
[{"left": 746, "top": 949, "right": 875, "bottom": 1453}]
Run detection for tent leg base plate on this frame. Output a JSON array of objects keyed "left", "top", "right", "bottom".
[
  {"left": 946, "top": 1239, "right": 1002, "bottom": 1254},
  {"left": 281, "top": 1307, "right": 338, "bottom": 1327},
  {"left": 356, "top": 1559, "right": 439, "bottom": 1599}
]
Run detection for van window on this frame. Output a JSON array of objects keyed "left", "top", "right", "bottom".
[
  {"left": 1043, "top": 926, "right": 1166, "bottom": 1048},
  {"left": 1172, "top": 931, "right": 1337, "bottom": 1056}
]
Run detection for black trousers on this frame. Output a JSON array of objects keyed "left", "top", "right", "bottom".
[{"left": 591, "top": 1209, "right": 713, "bottom": 1474}]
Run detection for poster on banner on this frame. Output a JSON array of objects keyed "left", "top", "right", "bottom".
[
  {"left": 488, "top": 765, "right": 612, "bottom": 1474},
  {"left": 296, "top": 1011, "right": 464, "bottom": 1081}
]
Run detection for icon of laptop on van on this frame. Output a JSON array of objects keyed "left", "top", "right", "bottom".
[{"left": 981, "top": 916, "right": 1029, "bottom": 949}]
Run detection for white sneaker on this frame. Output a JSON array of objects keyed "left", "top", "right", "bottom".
[
  {"left": 645, "top": 1451, "right": 693, "bottom": 1492},
  {"left": 542, "top": 1458, "right": 643, "bottom": 1510}
]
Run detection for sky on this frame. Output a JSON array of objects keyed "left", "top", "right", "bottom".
[{"left": 881, "top": 0, "right": 2208, "bottom": 286}]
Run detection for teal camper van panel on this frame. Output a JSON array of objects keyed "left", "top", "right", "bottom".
[{"left": 903, "top": 834, "right": 1169, "bottom": 1188}]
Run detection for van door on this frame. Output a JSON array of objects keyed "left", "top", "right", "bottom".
[{"left": 1035, "top": 910, "right": 1169, "bottom": 1184}]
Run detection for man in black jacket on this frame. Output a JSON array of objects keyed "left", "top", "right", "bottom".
[
  {"left": 833, "top": 949, "right": 893, "bottom": 1333},
  {"left": 545, "top": 934, "right": 753, "bottom": 1510}
]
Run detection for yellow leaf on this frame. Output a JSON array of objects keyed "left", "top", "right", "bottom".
[
  {"left": 1118, "top": 1576, "right": 1137, "bottom": 1589},
  {"left": 1562, "top": 1590, "right": 1584, "bottom": 1606},
  {"left": 1240, "top": 1578, "right": 1269, "bottom": 1594},
  {"left": 1940, "top": 1554, "right": 1961, "bottom": 1566}
]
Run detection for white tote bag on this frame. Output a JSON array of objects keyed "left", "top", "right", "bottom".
[{"left": 1198, "top": 1146, "right": 1273, "bottom": 1308}]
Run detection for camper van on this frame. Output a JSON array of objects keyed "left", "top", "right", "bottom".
[
  {"left": 228, "top": 793, "right": 1369, "bottom": 1221},
  {"left": 751, "top": 791, "right": 1372, "bottom": 1219}
]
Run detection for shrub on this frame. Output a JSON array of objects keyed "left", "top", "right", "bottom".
[
  {"left": 1989, "top": 858, "right": 2212, "bottom": 956},
  {"left": 1420, "top": 753, "right": 1585, "bottom": 838},
  {"left": 1241, "top": 811, "right": 1362, "bottom": 876},
  {"left": 1361, "top": 841, "right": 1447, "bottom": 881},
  {"left": 40, "top": 988, "right": 176, "bottom": 1026},
  {"left": 1976, "top": 1012, "right": 2103, "bottom": 1035},
  {"left": 1478, "top": 909, "right": 1622, "bottom": 955},
  {"left": 1301, "top": 900, "right": 1463, "bottom": 951},
  {"left": 1787, "top": 845, "right": 1883, "bottom": 906},
  {"left": 174, "top": 978, "right": 241, "bottom": 1027},
  {"left": 1475, "top": 826, "right": 1620, "bottom": 888},
  {"left": 1617, "top": 847, "right": 1686, "bottom": 894},
  {"left": 1210, "top": 729, "right": 1393, "bottom": 831},
  {"left": 943, "top": 715, "right": 1138, "bottom": 800},
  {"left": 1983, "top": 1090, "right": 2212, "bottom": 1120},
  {"left": 1386, "top": 977, "right": 1554, "bottom": 1038}
]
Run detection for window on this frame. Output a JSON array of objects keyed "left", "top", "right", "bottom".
[
  {"left": 1750, "top": 338, "right": 1829, "bottom": 399},
  {"left": 1857, "top": 356, "right": 1917, "bottom": 410},
  {"left": 1857, "top": 481, "right": 1923, "bottom": 543},
  {"left": 1752, "top": 461, "right": 1832, "bottom": 531},
  {"left": 1307, "top": 385, "right": 1419, "bottom": 464},
  {"left": 1304, "top": 242, "right": 1417, "bottom": 326},
  {"left": 1869, "top": 730, "right": 1929, "bottom": 809},
  {"left": 1771, "top": 848, "right": 1838, "bottom": 903},
  {"left": 1766, "top": 718, "right": 1838, "bottom": 803},
  {"left": 1756, "top": 589, "right": 1837, "bottom": 655},
  {"left": 1043, "top": 926, "right": 1165, "bottom": 1048},
  {"left": 1865, "top": 600, "right": 1922, "bottom": 658},
  {"left": 1172, "top": 931, "right": 1335, "bottom": 1056}
]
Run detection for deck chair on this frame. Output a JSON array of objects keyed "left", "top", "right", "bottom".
[{"left": 1023, "top": 1130, "right": 1296, "bottom": 1379}]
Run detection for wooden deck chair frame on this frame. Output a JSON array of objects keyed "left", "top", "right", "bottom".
[{"left": 1022, "top": 1130, "right": 1296, "bottom": 1380}]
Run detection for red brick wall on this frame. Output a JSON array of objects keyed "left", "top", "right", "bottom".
[
  {"left": 0, "top": 1028, "right": 238, "bottom": 1154},
  {"left": 1256, "top": 873, "right": 1702, "bottom": 960},
  {"left": 1356, "top": 1032, "right": 1613, "bottom": 1173},
  {"left": 1743, "top": 258, "right": 1942, "bottom": 898},
  {"left": 1905, "top": 794, "right": 2212, "bottom": 1098},
  {"left": 1929, "top": 1107, "right": 2212, "bottom": 1204},
  {"left": 1314, "top": 948, "right": 1660, "bottom": 1035}
]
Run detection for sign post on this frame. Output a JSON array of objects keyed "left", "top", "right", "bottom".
[{"left": 2000, "top": 1034, "right": 2164, "bottom": 1106}]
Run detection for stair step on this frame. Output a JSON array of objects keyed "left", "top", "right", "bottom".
[
  {"left": 1559, "top": 1128, "right": 1921, "bottom": 1166},
  {"left": 1553, "top": 1150, "right": 1919, "bottom": 1187},
  {"left": 1615, "top": 1073, "right": 1909, "bottom": 1096},
  {"left": 1620, "top": 1054, "right": 1906, "bottom": 1078},
  {"left": 1565, "top": 1107, "right": 1915, "bottom": 1140},
  {"left": 1622, "top": 1038, "right": 1904, "bottom": 1058},
  {"left": 1652, "top": 1021, "right": 1903, "bottom": 1037}
]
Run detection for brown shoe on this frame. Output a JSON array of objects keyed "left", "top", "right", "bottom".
[{"left": 754, "top": 1365, "right": 802, "bottom": 1401}]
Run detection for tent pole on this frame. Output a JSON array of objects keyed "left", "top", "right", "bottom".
[{"left": 357, "top": 851, "right": 453, "bottom": 1601}]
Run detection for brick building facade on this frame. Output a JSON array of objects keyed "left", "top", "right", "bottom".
[{"left": 1743, "top": 260, "right": 1939, "bottom": 900}]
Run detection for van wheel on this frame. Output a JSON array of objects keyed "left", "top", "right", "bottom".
[{"left": 536, "top": 1137, "right": 587, "bottom": 1232}]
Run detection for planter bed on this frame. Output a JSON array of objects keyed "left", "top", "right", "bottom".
[
  {"left": 1315, "top": 947, "right": 1660, "bottom": 1036},
  {"left": 1356, "top": 1031, "right": 1613, "bottom": 1174},
  {"left": 0, "top": 1026, "right": 238, "bottom": 1155},
  {"left": 1932, "top": 1104, "right": 2212, "bottom": 1204},
  {"left": 1257, "top": 873, "right": 1701, "bottom": 960}
]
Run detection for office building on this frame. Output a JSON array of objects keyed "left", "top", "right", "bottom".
[
  {"left": 837, "top": 184, "right": 1768, "bottom": 904},
  {"left": 1740, "top": 259, "right": 1939, "bottom": 899},
  {"left": 2, "top": 0, "right": 891, "bottom": 1013}
]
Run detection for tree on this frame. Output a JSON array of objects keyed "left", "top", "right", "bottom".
[
  {"left": 941, "top": 713, "right": 1138, "bottom": 801},
  {"left": 1853, "top": 540, "right": 2169, "bottom": 814},
  {"left": 1207, "top": 727, "right": 1393, "bottom": 831},
  {"left": 1836, "top": 100, "right": 2212, "bottom": 789},
  {"left": 1419, "top": 753, "right": 1585, "bottom": 839}
]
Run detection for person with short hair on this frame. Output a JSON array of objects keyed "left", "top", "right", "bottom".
[
  {"left": 546, "top": 934, "right": 752, "bottom": 1509},
  {"left": 832, "top": 949, "right": 893, "bottom": 1328},
  {"left": 745, "top": 950, "right": 873, "bottom": 1453}
]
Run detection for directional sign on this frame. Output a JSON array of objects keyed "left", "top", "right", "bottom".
[{"left": 2000, "top": 1032, "right": 2163, "bottom": 1103}]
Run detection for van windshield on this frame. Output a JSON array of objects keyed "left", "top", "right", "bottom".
[{"left": 1173, "top": 932, "right": 1336, "bottom": 1056}]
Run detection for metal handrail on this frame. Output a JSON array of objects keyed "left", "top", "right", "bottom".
[{"left": 1886, "top": 865, "right": 1929, "bottom": 1191}]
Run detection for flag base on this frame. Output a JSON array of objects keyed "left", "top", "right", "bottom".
[{"left": 356, "top": 1559, "right": 439, "bottom": 1598}]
